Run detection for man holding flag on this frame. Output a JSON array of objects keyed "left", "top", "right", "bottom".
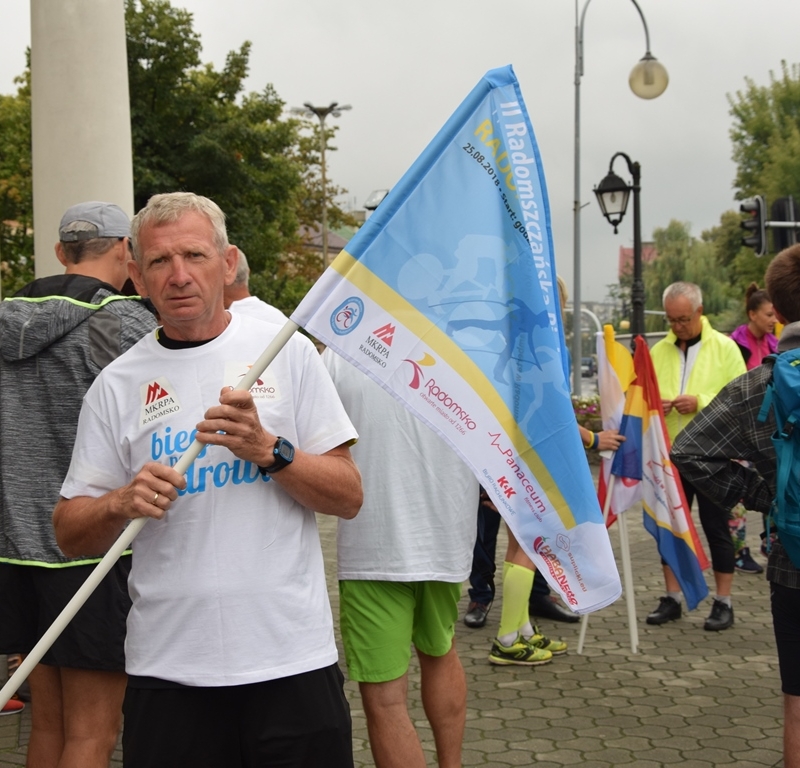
[
  {"left": 648, "top": 282, "right": 746, "bottom": 630},
  {"left": 52, "top": 192, "right": 362, "bottom": 768}
]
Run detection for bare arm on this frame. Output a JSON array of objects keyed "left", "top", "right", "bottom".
[
  {"left": 53, "top": 461, "right": 186, "bottom": 557},
  {"left": 194, "top": 387, "right": 362, "bottom": 519},
  {"left": 578, "top": 425, "right": 625, "bottom": 452}
]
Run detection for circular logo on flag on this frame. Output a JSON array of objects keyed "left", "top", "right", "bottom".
[{"left": 330, "top": 297, "right": 364, "bottom": 335}]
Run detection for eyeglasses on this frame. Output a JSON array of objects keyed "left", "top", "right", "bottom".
[{"left": 665, "top": 315, "right": 695, "bottom": 327}]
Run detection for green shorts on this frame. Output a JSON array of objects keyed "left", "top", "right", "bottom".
[{"left": 338, "top": 580, "right": 461, "bottom": 683}]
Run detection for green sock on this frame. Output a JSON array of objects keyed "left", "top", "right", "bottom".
[{"left": 498, "top": 562, "right": 535, "bottom": 643}]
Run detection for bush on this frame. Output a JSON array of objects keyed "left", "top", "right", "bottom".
[{"left": 572, "top": 394, "right": 602, "bottom": 431}]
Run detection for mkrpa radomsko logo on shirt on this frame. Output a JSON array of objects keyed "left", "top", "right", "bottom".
[{"left": 139, "top": 378, "right": 182, "bottom": 426}]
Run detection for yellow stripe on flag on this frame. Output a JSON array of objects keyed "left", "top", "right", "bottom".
[{"left": 330, "top": 249, "right": 577, "bottom": 528}]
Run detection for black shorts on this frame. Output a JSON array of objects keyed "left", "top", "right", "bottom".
[
  {"left": 771, "top": 581, "right": 800, "bottom": 696},
  {"left": 0, "top": 557, "right": 131, "bottom": 671},
  {"left": 122, "top": 663, "right": 354, "bottom": 768}
]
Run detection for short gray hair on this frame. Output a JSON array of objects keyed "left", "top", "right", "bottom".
[
  {"left": 662, "top": 281, "right": 702, "bottom": 311},
  {"left": 59, "top": 235, "right": 120, "bottom": 265},
  {"left": 131, "top": 192, "right": 229, "bottom": 262},
  {"left": 233, "top": 248, "right": 250, "bottom": 285}
]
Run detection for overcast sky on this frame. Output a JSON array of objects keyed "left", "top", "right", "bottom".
[{"left": 1, "top": 0, "right": 798, "bottom": 301}]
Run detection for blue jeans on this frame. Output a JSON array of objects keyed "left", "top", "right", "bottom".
[{"left": 467, "top": 499, "right": 500, "bottom": 605}]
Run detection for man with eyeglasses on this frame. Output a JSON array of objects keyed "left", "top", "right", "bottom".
[{"left": 646, "top": 282, "right": 746, "bottom": 631}]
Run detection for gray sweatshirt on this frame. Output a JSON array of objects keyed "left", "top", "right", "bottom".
[{"left": 0, "top": 274, "right": 156, "bottom": 564}]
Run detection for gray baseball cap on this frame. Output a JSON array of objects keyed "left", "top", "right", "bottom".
[{"left": 58, "top": 201, "right": 131, "bottom": 242}]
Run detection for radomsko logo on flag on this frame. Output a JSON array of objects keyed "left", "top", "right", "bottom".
[
  {"left": 292, "top": 65, "right": 621, "bottom": 612},
  {"left": 612, "top": 337, "right": 710, "bottom": 610}
]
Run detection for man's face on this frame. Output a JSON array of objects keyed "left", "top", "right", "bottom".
[
  {"left": 128, "top": 211, "right": 237, "bottom": 339},
  {"left": 664, "top": 295, "right": 703, "bottom": 341}
]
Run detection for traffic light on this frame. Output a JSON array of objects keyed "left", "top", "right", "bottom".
[
  {"left": 740, "top": 195, "right": 767, "bottom": 257},
  {"left": 771, "top": 196, "right": 797, "bottom": 252}
]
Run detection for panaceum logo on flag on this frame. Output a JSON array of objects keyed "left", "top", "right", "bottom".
[{"left": 292, "top": 65, "right": 621, "bottom": 612}]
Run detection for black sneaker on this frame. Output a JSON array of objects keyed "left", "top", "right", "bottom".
[
  {"left": 646, "top": 596, "right": 682, "bottom": 625},
  {"left": 704, "top": 599, "right": 734, "bottom": 631},
  {"left": 464, "top": 602, "right": 491, "bottom": 629},
  {"left": 734, "top": 547, "right": 764, "bottom": 575},
  {"left": 529, "top": 594, "right": 580, "bottom": 623}
]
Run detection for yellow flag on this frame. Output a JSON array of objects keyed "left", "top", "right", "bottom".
[{"left": 603, "top": 325, "right": 635, "bottom": 392}]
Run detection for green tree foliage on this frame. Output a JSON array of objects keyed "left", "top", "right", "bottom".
[
  {"left": 729, "top": 61, "right": 800, "bottom": 204},
  {"left": 2, "top": 1, "right": 347, "bottom": 310},
  {"left": 642, "top": 220, "right": 738, "bottom": 332},
  {"left": 725, "top": 60, "right": 800, "bottom": 321},
  {"left": 0, "top": 68, "right": 33, "bottom": 296},
  {"left": 125, "top": 0, "right": 308, "bottom": 311},
  {"left": 701, "top": 209, "right": 768, "bottom": 317}
]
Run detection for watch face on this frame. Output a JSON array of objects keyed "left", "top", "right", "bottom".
[
  {"left": 263, "top": 438, "right": 295, "bottom": 474},
  {"left": 276, "top": 439, "right": 294, "bottom": 462}
]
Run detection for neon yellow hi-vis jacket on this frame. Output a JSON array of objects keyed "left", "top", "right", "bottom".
[{"left": 650, "top": 315, "right": 747, "bottom": 443}]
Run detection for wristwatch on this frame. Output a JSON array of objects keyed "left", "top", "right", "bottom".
[{"left": 259, "top": 436, "right": 295, "bottom": 475}]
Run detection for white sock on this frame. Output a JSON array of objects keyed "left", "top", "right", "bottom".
[
  {"left": 715, "top": 595, "right": 732, "bottom": 607},
  {"left": 498, "top": 631, "right": 518, "bottom": 646}
]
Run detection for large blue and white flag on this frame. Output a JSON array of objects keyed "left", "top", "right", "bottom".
[{"left": 292, "top": 66, "right": 621, "bottom": 612}]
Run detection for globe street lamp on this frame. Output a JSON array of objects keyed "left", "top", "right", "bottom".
[
  {"left": 291, "top": 101, "right": 351, "bottom": 269},
  {"left": 572, "top": 0, "right": 667, "bottom": 394},
  {"left": 594, "top": 152, "right": 645, "bottom": 348}
]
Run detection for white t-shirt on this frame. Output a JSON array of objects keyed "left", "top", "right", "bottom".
[
  {"left": 323, "top": 350, "right": 478, "bottom": 582},
  {"left": 62, "top": 314, "right": 357, "bottom": 687},
  {"left": 229, "top": 295, "right": 289, "bottom": 326}
]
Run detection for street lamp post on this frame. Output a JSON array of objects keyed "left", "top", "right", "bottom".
[
  {"left": 572, "top": 0, "right": 667, "bottom": 394},
  {"left": 594, "top": 152, "right": 645, "bottom": 348},
  {"left": 291, "top": 101, "right": 351, "bottom": 269}
]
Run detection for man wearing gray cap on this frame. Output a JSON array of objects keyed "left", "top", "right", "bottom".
[{"left": 0, "top": 202, "right": 156, "bottom": 767}]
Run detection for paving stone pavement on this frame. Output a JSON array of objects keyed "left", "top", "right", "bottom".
[{"left": 1, "top": 504, "right": 784, "bottom": 767}]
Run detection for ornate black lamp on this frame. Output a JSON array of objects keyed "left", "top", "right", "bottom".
[{"left": 594, "top": 153, "right": 645, "bottom": 345}]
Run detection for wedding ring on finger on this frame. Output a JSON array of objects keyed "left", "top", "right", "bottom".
[{"left": 152, "top": 492, "right": 160, "bottom": 505}]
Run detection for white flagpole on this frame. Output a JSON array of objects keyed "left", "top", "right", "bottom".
[
  {"left": 0, "top": 320, "right": 300, "bottom": 709},
  {"left": 576, "top": 472, "right": 615, "bottom": 654},
  {"left": 576, "top": 472, "right": 639, "bottom": 655},
  {"left": 617, "top": 506, "right": 640, "bottom": 653}
]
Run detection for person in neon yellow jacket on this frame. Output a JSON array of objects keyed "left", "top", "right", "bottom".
[{"left": 647, "top": 282, "right": 747, "bottom": 632}]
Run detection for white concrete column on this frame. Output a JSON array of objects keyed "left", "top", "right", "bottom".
[{"left": 31, "top": 0, "right": 133, "bottom": 278}]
